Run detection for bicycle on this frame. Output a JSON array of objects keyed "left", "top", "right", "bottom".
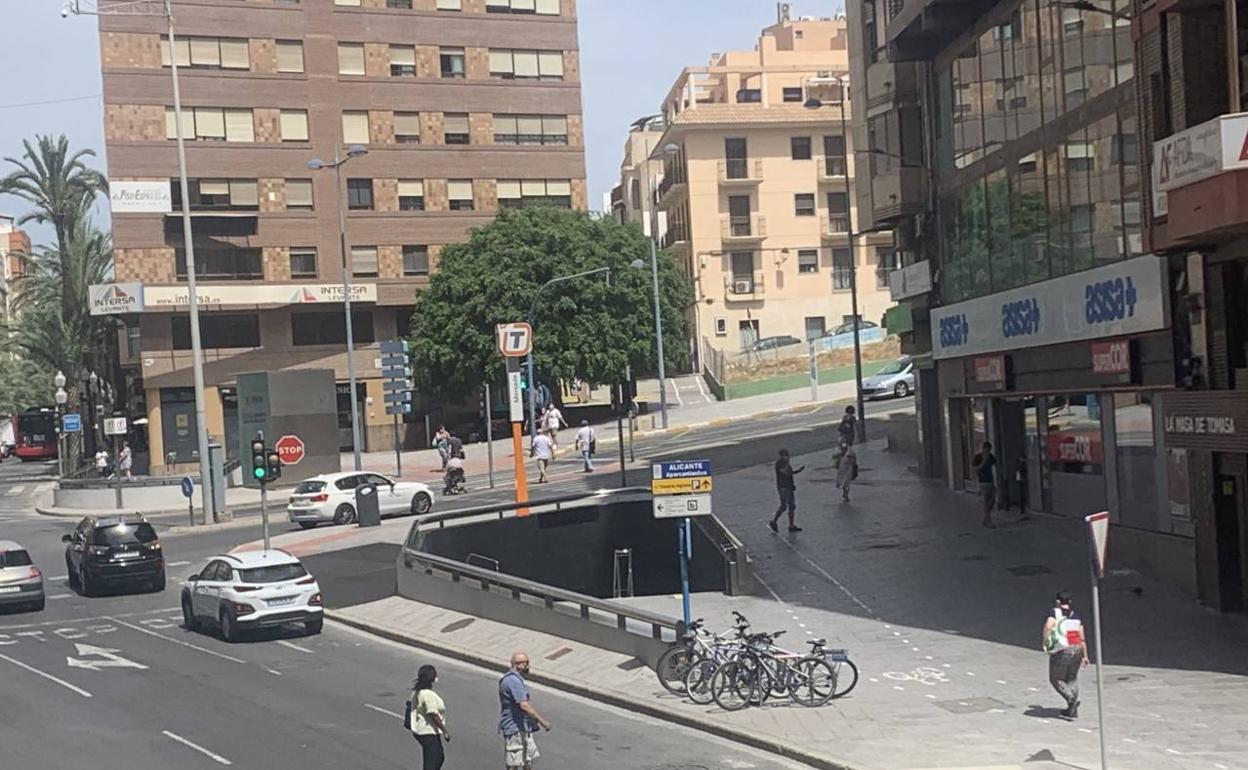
[
  {"left": 808, "top": 638, "right": 859, "bottom": 698},
  {"left": 654, "top": 616, "right": 749, "bottom": 696},
  {"left": 683, "top": 619, "right": 753, "bottom": 704}
]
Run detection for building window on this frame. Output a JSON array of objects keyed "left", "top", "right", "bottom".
[
  {"left": 387, "top": 0, "right": 413, "bottom": 7},
  {"left": 797, "top": 248, "right": 819, "bottom": 273},
  {"left": 493, "top": 114, "right": 568, "bottom": 145},
  {"left": 1064, "top": 67, "right": 1087, "bottom": 107},
  {"left": 724, "top": 137, "right": 748, "bottom": 179},
  {"left": 290, "top": 247, "right": 317, "bottom": 278},
  {"left": 875, "top": 246, "right": 898, "bottom": 288},
  {"left": 437, "top": 0, "right": 462, "bottom": 9},
  {"left": 292, "top": 311, "right": 376, "bottom": 346},
  {"left": 279, "top": 110, "right": 309, "bottom": 141},
  {"left": 285, "top": 179, "right": 314, "bottom": 210},
  {"left": 1111, "top": 133, "right": 1138, "bottom": 164},
  {"left": 276, "top": 41, "right": 304, "bottom": 73},
  {"left": 338, "top": 43, "right": 366, "bottom": 76},
  {"left": 350, "top": 245, "right": 378, "bottom": 277},
  {"left": 488, "top": 49, "right": 564, "bottom": 80},
  {"left": 1065, "top": 142, "right": 1095, "bottom": 172},
  {"left": 175, "top": 244, "right": 262, "bottom": 280},
  {"left": 804, "top": 316, "right": 826, "bottom": 341},
  {"left": 823, "top": 135, "right": 846, "bottom": 176},
  {"left": 488, "top": 0, "right": 559, "bottom": 12},
  {"left": 448, "top": 180, "right": 474, "bottom": 210},
  {"left": 826, "top": 192, "right": 850, "bottom": 232},
  {"left": 347, "top": 178, "right": 373, "bottom": 210},
  {"left": 728, "top": 194, "right": 751, "bottom": 235},
  {"left": 172, "top": 314, "right": 260, "bottom": 349},
  {"left": 497, "top": 179, "right": 572, "bottom": 209},
  {"left": 395, "top": 112, "right": 421, "bottom": 144},
  {"left": 170, "top": 178, "right": 259, "bottom": 210},
  {"left": 714, "top": 317, "right": 727, "bottom": 336},
  {"left": 165, "top": 107, "right": 254, "bottom": 143},
  {"left": 335, "top": 0, "right": 361, "bottom": 5},
  {"left": 342, "top": 112, "right": 370, "bottom": 145},
  {"left": 794, "top": 193, "right": 816, "bottom": 217},
  {"left": 440, "top": 48, "right": 465, "bottom": 78},
  {"left": 161, "top": 36, "right": 250, "bottom": 70},
  {"left": 402, "top": 245, "right": 430, "bottom": 276},
  {"left": 791, "top": 136, "right": 812, "bottom": 160},
  {"left": 1018, "top": 152, "right": 1038, "bottom": 173},
  {"left": 398, "top": 180, "right": 425, "bottom": 211},
  {"left": 832, "top": 247, "right": 853, "bottom": 289},
  {"left": 782, "top": 87, "right": 803, "bottom": 103},
  {"left": 1062, "top": 8, "right": 1084, "bottom": 37},
  {"left": 444, "top": 113, "right": 470, "bottom": 144},
  {"left": 390, "top": 46, "right": 416, "bottom": 77}
]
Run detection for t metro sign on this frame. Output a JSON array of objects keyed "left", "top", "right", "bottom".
[{"left": 497, "top": 322, "right": 533, "bottom": 358}]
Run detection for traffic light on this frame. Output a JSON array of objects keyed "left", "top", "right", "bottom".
[
  {"left": 519, "top": 371, "right": 529, "bottom": 391},
  {"left": 266, "top": 450, "right": 282, "bottom": 482},
  {"left": 251, "top": 438, "right": 269, "bottom": 483}
]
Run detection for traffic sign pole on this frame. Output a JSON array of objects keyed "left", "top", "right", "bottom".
[
  {"left": 679, "top": 518, "right": 692, "bottom": 629},
  {"left": 1085, "top": 511, "right": 1110, "bottom": 770},
  {"left": 484, "top": 383, "right": 495, "bottom": 489}
]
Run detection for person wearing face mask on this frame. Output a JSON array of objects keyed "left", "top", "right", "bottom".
[
  {"left": 499, "top": 652, "right": 552, "bottom": 769},
  {"left": 1042, "top": 591, "right": 1088, "bottom": 719},
  {"left": 410, "top": 664, "right": 449, "bottom": 769}
]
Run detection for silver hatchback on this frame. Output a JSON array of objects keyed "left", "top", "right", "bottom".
[{"left": 0, "top": 541, "right": 45, "bottom": 612}]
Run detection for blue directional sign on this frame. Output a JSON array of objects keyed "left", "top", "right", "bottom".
[
  {"left": 61, "top": 413, "right": 82, "bottom": 433},
  {"left": 652, "top": 460, "right": 712, "bottom": 480},
  {"left": 180, "top": 476, "right": 194, "bottom": 499}
]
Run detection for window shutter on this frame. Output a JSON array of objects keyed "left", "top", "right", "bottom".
[
  {"left": 229, "top": 181, "right": 259, "bottom": 206},
  {"left": 521, "top": 180, "right": 545, "bottom": 196},
  {"left": 493, "top": 115, "right": 517, "bottom": 134},
  {"left": 512, "top": 0, "right": 536, "bottom": 10},
  {"left": 390, "top": 46, "right": 416, "bottom": 66},
  {"left": 444, "top": 114, "right": 469, "bottom": 134},
  {"left": 280, "top": 110, "right": 309, "bottom": 141},
  {"left": 538, "top": 51, "right": 563, "bottom": 77},
  {"left": 189, "top": 38, "right": 220, "bottom": 66},
  {"left": 517, "top": 116, "right": 542, "bottom": 136},
  {"left": 535, "top": 0, "right": 559, "bottom": 13},
  {"left": 497, "top": 180, "right": 522, "bottom": 199},
  {"left": 224, "top": 110, "right": 255, "bottom": 142},
  {"left": 514, "top": 51, "right": 539, "bottom": 78},
  {"left": 342, "top": 112, "right": 370, "bottom": 144},
  {"left": 165, "top": 108, "right": 194, "bottom": 140},
  {"left": 200, "top": 180, "right": 230, "bottom": 195},
  {"left": 543, "top": 115, "right": 568, "bottom": 136},
  {"left": 338, "top": 44, "right": 365, "bottom": 75},
  {"left": 545, "top": 180, "right": 571, "bottom": 196},
  {"left": 195, "top": 108, "right": 226, "bottom": 138},
  {"left": 489, "top": 49, "right": 513, "bottom": 74},
  {"left": 285, "top": 180, "right": 313, "bottom": 208},
  {"left": 351, "top": 246, "right": 378, "bottom": 274},
  {"left": 395, "top": 112, "right": 421, "bottom": 136},
  {"left": 220, "top": 39, "right": 250, "bottom": 69},
  {"left": 447, "top": 180, "right": 473, "bottom": 200},
  {"left": 398, "top": 180, "right": 424, "bottom": 197},
  {"left": 276, "top": 41, "right": 304, "bottom": 73},
  {"left": 436, "top": 0, "right": 462, "bottom": 8}
]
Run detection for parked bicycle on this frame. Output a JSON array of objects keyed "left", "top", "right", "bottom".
[{"left": 654, "top": 615, "right": 749, "bottom": 696}]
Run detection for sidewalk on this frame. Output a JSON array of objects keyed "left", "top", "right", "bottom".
[{"left": 328, "top": 440, "right": 1248, "bottom": 770}]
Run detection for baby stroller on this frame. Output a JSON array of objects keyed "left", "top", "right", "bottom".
[{"left": 442, "top": 462, "right": 466, "bottom": 496}]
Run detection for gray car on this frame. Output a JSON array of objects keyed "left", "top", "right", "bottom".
[
  {"left": 860, "top": 357, "right": 915, "bottom": 400},
  {"left": 0, "top": 541, "right": 45, "bottom": 612}
]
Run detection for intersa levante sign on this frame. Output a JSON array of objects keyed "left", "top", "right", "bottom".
[{"left": 929, "top": 256, "right": 1168, "bottom": 360}]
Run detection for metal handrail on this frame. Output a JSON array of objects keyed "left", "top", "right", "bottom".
[{"left": 411, "top": 486, "right": 653, "bottom": 532}]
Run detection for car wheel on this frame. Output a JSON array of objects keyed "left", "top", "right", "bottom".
[
  {"left": 150, "top": 572, "right": 166, "bottom": 593},
  {"left": 298, "top": 521, "right": 318, "bottom": 530},
  {"left": 332, "top": 504, "right": 356, "bottom": 526},
  {"left": 182, "top": 595, "right": 198, "bottom": 632},
  {"left": 219, "top": 606, "right": 239, "bottom": 643},
  {"left": 305, "top": 616, "right": 323, "bottom": 636},
  {"left": 894, "top": 381, "right": 910, "bottom": 398},
  {"left": 411, "top": 492, "right": 432, "bottom": 515}
]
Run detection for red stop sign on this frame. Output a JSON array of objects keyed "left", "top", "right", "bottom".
[{"left": 275, "top": 434, "right": 305, "bottom": 465}]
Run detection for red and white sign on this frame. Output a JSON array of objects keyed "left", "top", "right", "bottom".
[
  {"left": 497, "top": 322, "right": 533, "bottom": 358},
  {"left": 275, "top": 434, "right": 305, "bottom": 465},
  {"left": 1048, "top": 431, "right": 1104, "bottom": 465},
  {"left": 1091, "top": 339, "right": 1131, "bottom": 375},
  {"left": 1085, "top": 510, "right": 1110, "bottom": 578},
  {"left": 974, "top": 355, "right": 1006, "bottom": 385}
]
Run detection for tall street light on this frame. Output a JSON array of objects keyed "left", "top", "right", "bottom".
[
  {"left": 525, "top": 267, "right": 611, "bottom": 443},
  {"left": 640, "top": 140, "right": 680, "bottom": 430},
  {"left": 309, "top": 145, "right": 369, "bottom": 471},
  {"left": 806, "top": 85, "right": 867, "bottom": 444},
  {"left": 65, "top": 0, "right": 215, "bottom": 523},
  {"left": 54, "top": 371, "right": 68, "bottom": 479}
]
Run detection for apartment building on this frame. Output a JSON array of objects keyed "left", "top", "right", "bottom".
[
  {"left": 609, "top": 114, "right": 666, "bottom": 239},
  {"left": 96, "top": 0, "right": 586, "bottom": 470},
  {"left": 643, "top": 11, "right": 895, "bottom": 367},
  {"left": 0, "top": 214, "right": 29, "bottom": 324}
]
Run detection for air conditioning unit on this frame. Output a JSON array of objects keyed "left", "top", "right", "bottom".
[{"left": 734, "top": 279, "right": 754, "bottom": 294}]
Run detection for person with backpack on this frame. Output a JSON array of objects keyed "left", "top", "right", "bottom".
[
  {"left": 500, "top": 651, "right": 552, "bottom": 769},
  {"left": 408, "top": 664, "right": 449, "bottom": 769},
  {"left": 433, "top": 426, "right": 451, "bottom": 471},
  {"left": 1042, "top": 591, "right": 1088, "bottom": 719}
]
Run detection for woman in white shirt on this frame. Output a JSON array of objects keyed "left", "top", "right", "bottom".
[{"left": 410, "top": 664, "right": 449, "bottom": 769}]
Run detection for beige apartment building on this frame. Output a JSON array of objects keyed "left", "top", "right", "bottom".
[
  {"left": 95, "top": 0, "right": 585, "bottom": 471},
  {"left": 643, "top": 11, "right": 895, "bottom": 365}
]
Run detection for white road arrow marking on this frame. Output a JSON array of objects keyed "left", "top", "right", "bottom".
[{"left": 66, "top": 643, "right": 148, "bottom": 671}]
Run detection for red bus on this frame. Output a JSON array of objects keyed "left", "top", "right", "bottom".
[{"left": 14, "top": 407, "right": 58, "bottom": 461}]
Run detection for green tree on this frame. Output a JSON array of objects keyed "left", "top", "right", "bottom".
[{"left": 408, "top": 207, "right": 692, "bottom": 400}]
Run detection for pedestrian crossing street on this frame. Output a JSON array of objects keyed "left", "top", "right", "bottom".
[{"left": 0, "top": 482, "right": 54, "bottom": 523}]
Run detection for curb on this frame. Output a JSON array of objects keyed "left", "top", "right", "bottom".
[
  {"left": 325, "top": 610, "right": 854, "bottom": 770},
  {"left": 35, "top": 504, "right": 263, "bottom": 536}
]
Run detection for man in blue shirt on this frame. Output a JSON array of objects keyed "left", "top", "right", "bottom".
[{"left": 499, "top": 651, "right": 552, "bottom": 769}]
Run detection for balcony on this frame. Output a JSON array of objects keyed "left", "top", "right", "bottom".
[
  {"left": 721, "top": 214, "right": 766, "bottom": 242},
  {"left": 718, "top": 159, "right": 763, "bottom": 184},
  {"left": 818, "top": 156, "right": 849, "bottom": 184},
  {"left": 871, "top": 166, "right": 928, "bottom": 223},
  {"left": 660, "top": 228, "right": 690, "bottom": 250},
  {"left": 657, "top": 173, "right": 687, "bottom": 207},
  {"left": 886, "top": 0, "right": 997, "bottom": 62},
  {"left": 820, "top": 213, "right": 851, "bottom": 239},
  {"left": 724, "top": 272, "right": 765, "bottom": 301}
]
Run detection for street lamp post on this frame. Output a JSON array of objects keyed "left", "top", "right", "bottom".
[
  {"left": 525, "top": 267, "right": 612, "bottom": 443},
  {"left": 65, "top": 0, "right": 216, "bottom": 524},
  {"left": 638, "top": 141, "right": 680, "bottom": 430},
  {"left": 806, "top": 87, "right": 867, "bottom": 443},
  {"left": 54, "top": 371, "right": 68, "bottom": 478},
  {"left": 308, "top": 145, "right": 369, "bottom": 471}
]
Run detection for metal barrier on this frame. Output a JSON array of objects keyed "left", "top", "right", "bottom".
[{"left": 691, "top": 514, "right": 753, "bottom": 596}]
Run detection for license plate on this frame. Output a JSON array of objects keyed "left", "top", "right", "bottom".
[
  {"left": 267, "top": 596, "right": 296, "bottom": 607},
  {"left": 115, "top": 551, "right": 140, "bottom": 559},
  {"left": 0, "top": 586, "right": 20, "bottom": 594}
]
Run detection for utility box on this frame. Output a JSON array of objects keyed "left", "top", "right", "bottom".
[
  {"left": 356, "top": 482, "right": 380, "bottom": 527},
  {"left": 237, "top": 369, "right": 339, "bottom": 486}
]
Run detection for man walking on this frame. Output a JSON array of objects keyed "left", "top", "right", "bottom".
[
  {"left": 768, "top": 448, "right": 805, "bottom": 533},
  {"left": 1042, "top": 592, "right": 1088, "bottom": 719},
  {"left": 574, "top": 419, "right": 595, "bottom": 473},
  {"left": 973, "top": 441, "right": 998, "bottom": 527},
  {"left": 531, "top": 431, "right": 554, "bottom": 483},
  {"left": 500, "top": 651, "right": 552, "bottom": 770}
]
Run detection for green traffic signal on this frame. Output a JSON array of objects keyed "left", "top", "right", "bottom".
[{"left": 253, "top": 466, "right": 266, "bottom": 480}]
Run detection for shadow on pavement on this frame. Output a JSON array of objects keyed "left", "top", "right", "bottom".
[{"left": 302, "top": 542, "right": 400, "bottom": 609}]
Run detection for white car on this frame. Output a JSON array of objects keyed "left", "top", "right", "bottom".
[
  {"left": 286, "top": 471, "right": 435, "bottom": 529},
  {"left": 181, "top": 550, "right": 322, "bottom": 642}
]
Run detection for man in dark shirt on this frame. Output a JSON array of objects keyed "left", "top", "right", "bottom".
[
  {"left": 974, "top": 441, "right": 998, "bottom": 528},
  {"left": 769, "top": 448, "right": 805, "bottom": 533}
]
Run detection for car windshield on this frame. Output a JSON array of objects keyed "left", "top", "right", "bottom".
[
  {"left": 876, "top": 359, "right": 909, "bottom": 375},
  {"left": 92, "top": 522, "right": 159, "bottom": 546},
  {"left": 239, "top": 563, "right": 308, "bottom": 584},
  {"left": 0, "top": 549, "right": 33, "bottom": 567},
  {"left": 294, "top": 481, "right": 326, "bottom": 494}
]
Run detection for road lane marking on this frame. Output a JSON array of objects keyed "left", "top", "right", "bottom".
[
  {"left": 66, "top": 643, "right": 148, "bottom": 671},
  {"left": 161, "top": 730, "right": 232, "bottom": 765},
  {"left": 275, "top": 639, "right": 314, "bottom": 654},
  {"left": 265, "top": 668, "right": 283, "bottom": 676},
  {"left": 168, "top": 561, "right": 191, "bottom": 567},
  {"left": 693, "top": 375, "right": 711, "bottom": 403},
  {"left": 667, "top": 378, "right": 683, "bottom": 406},
  {"left": 48, "top": 593, "right": 73, "bottom": 600},
  {"left": 364, "top": 703, "right": 404, "bottom": 720},
  {"left": 107, "top": 617, "right": 246, "bottom": 664},
  {"left": 0, "top": 651, "right": 93, "bottom": 697}
]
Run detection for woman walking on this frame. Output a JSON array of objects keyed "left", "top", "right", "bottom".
[{"left": 410, "top": 664, "right": 450, "bottom": 769}]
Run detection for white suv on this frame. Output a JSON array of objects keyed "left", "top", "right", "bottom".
[{"left": 181, "top": 550, "right": 323, "bottom": 642}]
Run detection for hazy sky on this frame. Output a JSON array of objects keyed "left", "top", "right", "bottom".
[{"left": 0, "top": 0, "right": 836, "bottom": 244}]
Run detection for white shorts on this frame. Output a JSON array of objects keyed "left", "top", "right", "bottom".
[{"left": 504, "top": 732, "right": 539, "bottom": 767}]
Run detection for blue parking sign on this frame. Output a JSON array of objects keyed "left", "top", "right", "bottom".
[{"left": 61, "top": 413, "right": 82, "bottom": 433}]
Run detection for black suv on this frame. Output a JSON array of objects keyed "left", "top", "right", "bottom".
[{"left": 63, "top": 515, "right": 166, "bottom": 596}]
